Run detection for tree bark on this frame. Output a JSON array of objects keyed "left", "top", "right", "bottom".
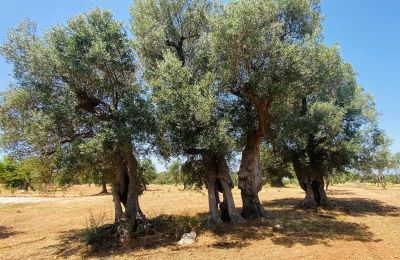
[
  {"left": 291, "top": 153, "right": 329, "bottom": 208},
  {"left": 206, "top": 177, "right": 223, "bottom": 226},
  {"left": 111, "top": 144, "right": 146, "bottom": 231},
  {"left": 238, "top": 99, "right": 271, "bottom": 219},
  {"left": 100, "top": 181, "right": 108, "bottom": 194},
  {"left": 216, "top": 156, "right": 245, "bottom": 223},
  {"left": 112, "top": 161, "right": 125, "bottom": 222},
  {"left": 238, "top": 134, "right": 268, "bottom": 218},
  {"left": 202, "top": 155, "right": 244, "bottom": 225}
]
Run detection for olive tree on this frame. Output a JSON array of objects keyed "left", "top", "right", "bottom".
[
  {"left": 260, "top": 144, "right": 294, "bottom": 187},
  {"left": 0, "top": 10, "right": 154, "bottom": 229},
  {"left": 267, "top": 52, "right": 378, "bottom": 208},
  {"left": 358, "top": 130, "right": 396, "bottom": 189},
  {"left": 131, "top": 0, "right": 244, "bottom": 225},
  {"left": 210, "top": 0, "right": 321, "bottom": 218}
]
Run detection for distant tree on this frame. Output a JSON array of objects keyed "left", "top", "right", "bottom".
[
  {"left": 166, "top": 160, "right": 183, "bottom": 186},
  {"left": 260, "top": 145, "right": 294, "bottom": 187},
  {"left": 154, "top": 171, "right": 172, "bottom": 185},
  {"left": 138, "top": 159, "right": 157, "bottom": 190},
  {"left": 0, "top": 157, "right": 30, "bottom": 190},
  {"left": 0, "top": 156, "right": 54, "bottom": 191},
  {"left": 358, "top": 131, "right": 397, "bottom": 189}
]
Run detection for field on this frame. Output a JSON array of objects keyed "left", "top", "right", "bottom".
[{"left": 0, "top": 184, "right": 399, "bottom": 259}]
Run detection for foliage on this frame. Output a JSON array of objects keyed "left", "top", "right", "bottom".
[
  {"left": 132, "top": 0, "right": 233, "bottom": 157},
  {"left": 210, "top": 0, "right": 322, "bottom": 142},
  {"left": 357, "top": 132, "right": 398, "bottom": 188},
  {"left": 0, "top": 156, "right": 54, "bottom": 190},
  {"left": 153, "top": 160, "right": 188, "bottom": 186},
  {"left": 0, "top": 157, "right": 30, "bottom": 189},
  {"left": 138, "top": 159, "right": 158, "bottom": 189},
  {"left": 0, "top": 9, "right": 154, "bottom": 198},
  {"left": 260, "top": 144, "right": 294, "bottom": 187},
  {"left": 268, "top": 56, "right": 378, "bottom": 183}
]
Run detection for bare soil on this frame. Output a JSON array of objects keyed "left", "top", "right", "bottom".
[{"left": 0, "top": 183, "right": 399, "bottom": 259}]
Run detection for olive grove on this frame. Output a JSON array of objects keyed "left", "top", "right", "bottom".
[{"left": 0, "top": 0, "right": 394, "bottom": 242}]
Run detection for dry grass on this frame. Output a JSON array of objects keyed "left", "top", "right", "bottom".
[{"left": 0, "top": 183, "right": 399, "bottom": 259}]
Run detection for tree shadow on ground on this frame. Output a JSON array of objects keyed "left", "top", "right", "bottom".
[
  {"left": 49, "top": 194, "right": 397, "bottom": 257},
  {"left": 332, "top": 198, "right": 400, "bottom": 217},
  {"left": 0, "top": 226, "right": 23, "bottom": 239},
  {"left": 326, "top": 189, "right": 355, "bottom": 196},
  {"left": 258, "top": 196, "right": 399, "bottom": 247},
  {"left": 267, "top": 197, "right": 400, "bottom": 217},
  {"left": 50, "top": 213, "right": 209, "bottom": 258}
]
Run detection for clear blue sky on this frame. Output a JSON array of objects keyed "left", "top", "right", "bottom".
[{"left": 0, "top": 0, "right": 399, "bottom": 170}]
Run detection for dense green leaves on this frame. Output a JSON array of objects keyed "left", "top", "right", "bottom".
[
  {"left": 132, "top": 0, "right": 234, "bottom": 161},
  {"left": 138, "top": 159, "right": 158, "bottom": 188},
  {"left": 0, "top": 9, "right": 154, "bottom": 180}
]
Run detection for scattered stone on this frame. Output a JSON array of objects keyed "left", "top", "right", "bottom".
[
  {"left": 272, "top": 224, "right": 283, "bottom": 232},
  {"left": 178, "top": 231, "right": 197, "bottom": 245}
]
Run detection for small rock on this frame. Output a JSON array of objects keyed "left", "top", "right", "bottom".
[
  {"left": 178, "top": 231, "right": 196, "bottom": 245},
  {"left": 272, "top": 224, "right": 283, "bottom": 232}
]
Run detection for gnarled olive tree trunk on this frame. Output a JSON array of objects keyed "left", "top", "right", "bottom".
[
  {"left": 111, "top": 144, "right": 146, "bottom": 232},
  {"left": 203, "top": 155, "right": 244, "bottom": 225},
  {"left": 238, "top": 134, "right": 269, "bottom": 219},
  {"left": 291, "top": 153, "right": 329, "bottom": 208},
  {"left": 238, "top": 100, "right": 270, "bottom": 219}
]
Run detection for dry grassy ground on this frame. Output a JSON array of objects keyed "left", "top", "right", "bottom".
[{"left": 0, "top": 183, "right": 399, "bottom": 260}]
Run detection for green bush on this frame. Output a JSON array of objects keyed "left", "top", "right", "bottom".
[{"left": 0, "top": 157, "right": 31, "bottom": 190}]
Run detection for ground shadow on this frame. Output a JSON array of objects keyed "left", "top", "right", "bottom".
[
  {"left": 205, "top": 210, "right": 379, "bottom": 248},
  {"left": 326, "top": 190, "right": 355, "bottom": 196},
  {"left": 50, "top": 213, "right": 209, "bottom": 258},
  {"left": 0, "top": 226, "right": 23, "bottom": 239},
  {"left": 89, "top": 192, "right": 112, "bottom": 197},
  {"left": 266, "top": 197, "right": 400, "bottom": 217},
  {"left": 48, "top": 195, "right": 397, "bottom": 257},
  {"left": 333, "top": 198, "right": 400, "bottom": 217}
]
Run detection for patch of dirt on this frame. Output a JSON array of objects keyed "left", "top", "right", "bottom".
[{"left": 0, "top": 184, "right": 399, "bottom": 259}]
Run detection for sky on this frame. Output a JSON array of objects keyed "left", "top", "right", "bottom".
[{"left": 0, "top": 0, "right": 399, "bottom": 170}]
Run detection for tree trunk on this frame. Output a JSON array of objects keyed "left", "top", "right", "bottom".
[
  {"left": 123, "top": 145, "right": 146, "bottom": 227},
  {"left": 112, "top": 161, "right": 126, "bottom": 222},
  {"left": 100, "top": 181, "right": 108, "bottom": 194},
  {"left": 203, "top": 155, "right": 244, "bottom": 225},
  {"left": 376, "top": 173, "right": 386, "bottom": 189},
  {"left": 238, "top": 135, "right": 268, "bottom": 219},
  {"left": 291, "top": 154, "right": 329, "bottom": 208},
  {"left": 111, "top": 144, "right": 146, "bottom": 232},
  {"left": 216, "top": 156, "right": 245, "bottom": 223},
  {"left": 203, "top": 156, "right": 223, "bottom": 226}
]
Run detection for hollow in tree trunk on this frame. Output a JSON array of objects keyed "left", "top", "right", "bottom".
[
  {"left": 203, "top": 155, "right": 244, "bottom": 225},
  {"left": 111, "top": 144, "right": 146, "bottom": 237},
  {"left": 291, "top": 154, "right": 329, "bottom": 208}
]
